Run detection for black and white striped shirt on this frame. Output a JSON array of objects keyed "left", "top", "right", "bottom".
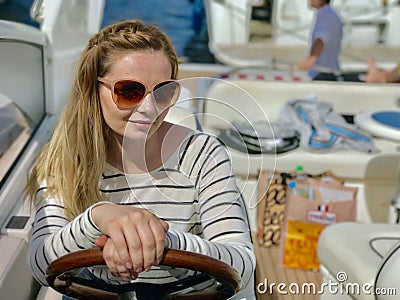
[{"left": 28, "top": 131, "right": 256, "bottom": 298}]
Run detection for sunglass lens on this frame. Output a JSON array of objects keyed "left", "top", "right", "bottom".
[
  {"left": 153, "top": 81, "right": 180, "bottom": 107},
  {"left": 114, "top": 80, "right": 146, "bottom": 108}
]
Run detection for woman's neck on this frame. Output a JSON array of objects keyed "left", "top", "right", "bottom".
[{"left": 107, "top": 130, "right": 163, "bottom": 174}]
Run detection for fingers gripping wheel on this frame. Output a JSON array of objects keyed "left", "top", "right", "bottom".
[{"left": 46, "top": 248, "right": 241, "bottom": 300}]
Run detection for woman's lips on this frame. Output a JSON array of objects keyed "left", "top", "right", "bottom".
[{"left": 128, "top": 120, "right": 154, "bottom": 130}]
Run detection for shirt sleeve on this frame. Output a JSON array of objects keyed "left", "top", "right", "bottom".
[
  {"left": 313, "top": 19, "right": 329, "bottom": 44},
  {"left": 166, "top": 134, "right": 256, "bottom": 296},
  {"left": 313, "top": 9, "right": 337, "bottom": 45},
  {"left": 27, "top": 186, "right": 106, "bottom": 285}
]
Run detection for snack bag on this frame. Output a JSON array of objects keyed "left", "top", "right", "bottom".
[
  {"left": 280, "top": 177, "right": 357, "bottom": 270},
  {"left": 282, "top": 220, "right": 326, "bottom": 270},
  {"left": 257, "top": 170, "right": 294, "bottom": 247}
]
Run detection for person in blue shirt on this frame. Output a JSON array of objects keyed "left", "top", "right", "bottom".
[{"left": 297, "top": 0, "right": 343, "bottom": 81}]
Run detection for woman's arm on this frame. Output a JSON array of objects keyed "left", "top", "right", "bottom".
[
  {"left": 167, "top": 134, "right": 256, "bottom": 295},
  {"left": 29, "top": 189, "right": 169, "bottom": 285},
  {"left": 27, "top": 189, "right": 105, "bottom": 285}
]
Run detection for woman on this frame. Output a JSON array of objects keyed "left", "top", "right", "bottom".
[{"left": 27, "top": 20, "right": 256, "bottom": 298}]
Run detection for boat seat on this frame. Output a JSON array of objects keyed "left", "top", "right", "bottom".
[
  {"left": 165, "top": 104, "right": 201, "bottom": 131},
  {"left": 36, "top": 287, "right": 63, "bottom": 300},
  {"left": 0, "top": 235, "right": 40, "bottom": 300},
  {"left": 317, "top": 222, "right": 400, "bottom": 299}
]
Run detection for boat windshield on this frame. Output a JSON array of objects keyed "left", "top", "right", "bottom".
[{"left": 0, "top": 39, "right": 45, "bottom": 188}]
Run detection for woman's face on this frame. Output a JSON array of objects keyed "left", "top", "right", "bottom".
[{"left": 99, "top": 51, "right": 173, "bottom": 142}]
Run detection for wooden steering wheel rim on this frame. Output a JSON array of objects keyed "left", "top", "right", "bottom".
[{"left": 46, "top": 248, "right": 241, "bottom": 299}]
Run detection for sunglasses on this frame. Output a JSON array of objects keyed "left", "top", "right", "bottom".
[{"left": 98, "top": 77, "right": 180, "bottom": 109}]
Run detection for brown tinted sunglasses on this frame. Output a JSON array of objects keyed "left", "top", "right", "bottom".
[{"left": 98, "top": 77, "right": 180, "bottom": 109}]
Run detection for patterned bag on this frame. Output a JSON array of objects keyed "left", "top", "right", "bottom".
[
  {"left": 256, "top": 170, "right": 294, "bottom": 247},
  {"left": 256, "top": 169, "right": 343, "bottom": 248}
]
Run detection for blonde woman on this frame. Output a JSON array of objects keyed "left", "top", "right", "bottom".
[{"left": 27, "top": 20, "right": 256, "bottom": 299}]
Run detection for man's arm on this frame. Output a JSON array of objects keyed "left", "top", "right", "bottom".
[{"left": 297, "top": 38, "right": 324, "bottom": 70}]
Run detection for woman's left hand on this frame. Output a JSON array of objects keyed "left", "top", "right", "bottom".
[{"left": 95, "top": 235, "right": 139, "bottom": 281}]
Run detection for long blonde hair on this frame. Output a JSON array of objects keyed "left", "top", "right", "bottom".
[{"left": 26, "top": 20, "right": 179, "bottom": 220}]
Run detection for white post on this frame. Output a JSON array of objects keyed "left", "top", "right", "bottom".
[{"left": 385, "top": 4, "right": 400, "bottom": 46}]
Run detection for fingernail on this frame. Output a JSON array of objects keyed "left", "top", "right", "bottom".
[
  {"left": 125, "top": 262, "right": 132, "bottom": 269},
  {"left": 135, "top": 267, "right": 142, "bottom": 273}
]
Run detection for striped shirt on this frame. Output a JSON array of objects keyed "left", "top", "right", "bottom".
[{"left": 28, "top": 131, "right": 256, "bottom": 299}]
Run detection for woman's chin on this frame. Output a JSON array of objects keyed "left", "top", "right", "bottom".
[{"left": 124, "top": 131, "right": 149, "bottom": 142}]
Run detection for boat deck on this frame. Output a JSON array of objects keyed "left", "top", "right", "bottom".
[{"left": 254, "top": 236, "right": 322, "bottom": 300}]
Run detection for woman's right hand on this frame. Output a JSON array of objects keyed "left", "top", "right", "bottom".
[{"left": 91, "top": 203, "right": 169, "bottom": 277}]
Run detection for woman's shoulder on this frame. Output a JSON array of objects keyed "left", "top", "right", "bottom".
[
  {"left": 162, "top": 120, "right": 222, "bottom": 146},
  {"left": 171, "top": 125, "right": 221, "bottom": 148},
  {"left": 178, "top": 129, "right": 227, "bottom": 161},
  {"left": 177, "top": 130, "right": 230, "bottom": 175}
]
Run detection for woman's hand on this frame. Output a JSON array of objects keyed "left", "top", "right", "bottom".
[
  {"left": 92, "top": 204, "right": 169, "bottom": 278},
  {"left": 95, "top": 236, "right": 138, "bottom": 281}
]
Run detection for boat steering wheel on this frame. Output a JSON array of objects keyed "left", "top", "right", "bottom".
[{"left": 46, "top": 248, "right": 241, "bottom": 300}]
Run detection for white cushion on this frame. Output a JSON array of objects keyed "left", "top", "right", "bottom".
[
  {"left": 0, "top": 235, "right": 40, "bottom": 300},
  {"left": 165, "top": 105, "right": 200, "bottom": 131},
  {"left": 375, "top": 241, "right": 400, "bottom": 299},
  {"left": 35, "top": 287, "right": 63, "bottom": 300},
  {"left": 318, "top": 223, "right": 400, "bottom": 300}
]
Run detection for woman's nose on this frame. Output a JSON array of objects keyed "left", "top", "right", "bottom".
[{"left": 136, "top": 92, "right": 157, "bottom": 113}]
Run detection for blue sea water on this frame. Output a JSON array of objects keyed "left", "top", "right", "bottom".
[
  {"left": 0, "top": 0, "right": 209, "bottom": 59},
  {"left": 101, "top": 0, "right": 196, "bottom": 57}
]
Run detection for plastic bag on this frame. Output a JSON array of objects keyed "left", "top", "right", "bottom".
[
  {"left": 280, "top": 177, "right": 357, "bottom": 270},
  {"left": 279, "top": 98, "right": 377, "bottom": 153}
]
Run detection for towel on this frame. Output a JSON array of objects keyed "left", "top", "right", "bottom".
[{"left": 279, "top": 97, "right": 377, "bottom": 153}]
